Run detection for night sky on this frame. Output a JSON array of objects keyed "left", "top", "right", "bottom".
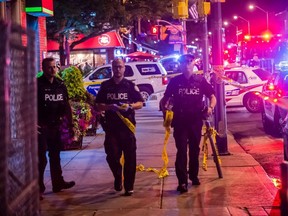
[
  {"left": 222, "top": 0, "right": 287, "bottom": 18},
  {"left": 221, "top": 0, "right": 288, "bottom": 35}
]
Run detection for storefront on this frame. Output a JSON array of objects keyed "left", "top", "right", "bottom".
[{"left": 47, "top": 30, "right": 125, "bottom": 70}]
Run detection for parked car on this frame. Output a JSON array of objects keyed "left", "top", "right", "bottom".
[
  {"left": 261, "top": 61, "right": 288, "bottom": 136},
  {"left": 146, "top": 66, "right": 271, "bottom": 113},
  {"left": 159, "top": 54, "right": 181, "bottom": 74},
  {"left": 83, "top": 61, "right": 168, "bottom": 101},
  {"left": 224, "top": 66, "right": 271, "bottom": 113},
  {"left": 159, "top": 54, "right": 200, "bottom": 76}
]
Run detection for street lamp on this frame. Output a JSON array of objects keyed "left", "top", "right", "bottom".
[
  {"left": 223, "top": 21, "right": 239, "bottom": 44},
  {"left": 249, "top": 4, "right": 269, "bottom": 30},
  {"left": 233, "top": 15, "right": 250, "bottom": 35}
]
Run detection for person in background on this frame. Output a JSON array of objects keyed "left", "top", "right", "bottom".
[
  {"left": 95, "top": 58, "right": 144, "bottom": 196},
  {"left": 83, "top": 62, "right": 92, "bottom": 75},
  {"left": 161, "top": 54, "right": 217, "bottom": 193},
  {"left": 37, "top": 57, "right": 75, "bottom": 199}
]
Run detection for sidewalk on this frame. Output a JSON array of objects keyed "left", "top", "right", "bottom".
[{"left": 40, "top": 113, "right": 281, "bottom": 216}]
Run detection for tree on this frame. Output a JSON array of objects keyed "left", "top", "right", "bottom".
[
  {"left": 47, "top": 0, "right": 172, "bottom": 65},
  {"left": 122, "top": 0, "right": 172, "bottom": 51},
  {"left": 47, "top": 0, "right": 129, "bottom": 65}
]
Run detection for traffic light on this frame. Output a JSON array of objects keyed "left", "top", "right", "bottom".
[{"left": 172, "top": 0, "right": 188, "bottom": 19}]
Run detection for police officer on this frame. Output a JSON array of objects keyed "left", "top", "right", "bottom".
[
  {"left": 38, "top": 57, "right": 75, "bottom": 199},
  {"left": 95, "top": 58, "right": 144, "bottom": 196},
  {"left": 161, "top": 54, "right": 217, "bottom": 193}
]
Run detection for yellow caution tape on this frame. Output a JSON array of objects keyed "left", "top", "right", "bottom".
[
  {"left": 163, "top": 110, "right": 174, "bottom": 128},
  {"left": 202, "top": 131, "right": 209, "bottom": 171},
  {"left": 202, "top": 124, "right": 221, "bottom": 171},
  {"left": 116, "top": 111, "right": 136, "bottom": 134},
  {"left": 136, "top": 110, "right": 173, "bottom": 178}
]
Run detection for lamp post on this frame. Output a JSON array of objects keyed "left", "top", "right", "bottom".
[
  {"left": 233, "top": 15, "right": 250, "bottom": 35},
  {"left": 249, "top": 4, "right": 269, "bottom": 30},
  {"left": 223, "top": 21, "right": 239, "bottom": 44}
]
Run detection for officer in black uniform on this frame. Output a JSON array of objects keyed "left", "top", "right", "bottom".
[
  {"left": 161, "top": 54, "right": 217, "bottom": 193},
  {"left": 38, "top": 57, "right": 75, "bottom": 199},
  {"left": 95, "top": 58, "right": 144, "bottom": 196}
]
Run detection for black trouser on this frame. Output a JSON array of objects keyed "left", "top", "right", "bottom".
[
  {"left": 173, "top": 119, "right": 203, "bottom": 186},
  {"left": 104, "top": 129, "right": 137, "bottom": 191},
  {"left": 38, "top": 126, "right": 64, "bottom": 193}
]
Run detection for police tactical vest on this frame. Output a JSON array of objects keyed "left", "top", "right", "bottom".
[
  {"left": 38, "top": 76, "right": 68, "bottom": 126},
  {"left": 172, "top": 75, "right": 205, "bottom": 114},
  {"left": 96, "top": 78, "right": 143, "bottom": 131}
]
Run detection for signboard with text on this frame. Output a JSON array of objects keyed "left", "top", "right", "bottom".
[
  {"left": 25, "top": 0, "right": 54, "bottom": 17},
  {"left": 167, "top": 25, "right": 183, "bottom": 44}
]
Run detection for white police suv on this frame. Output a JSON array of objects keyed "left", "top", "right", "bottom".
[
  {"left": 83, "top": 61, "right": 168, "bottom": 101},
  {"left": 224, "top": 66, "right": 271, "bottom": 113}
]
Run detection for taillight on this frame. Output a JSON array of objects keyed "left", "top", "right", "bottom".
[
  {"left": 276, "top": 89, "right": 282, "bottom": 98},
  {"left": 267, "top": 83, "right": 275, "bottom": 90},
  {"left": 162, "top": 76, "right": 168, "bottom": 85},
  {"left": 263, "top": 83, "right": 275, "bottom": 91}
]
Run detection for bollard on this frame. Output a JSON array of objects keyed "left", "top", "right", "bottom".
[{"left": 280, "top": 161, "right": 288, "bottom": 216}]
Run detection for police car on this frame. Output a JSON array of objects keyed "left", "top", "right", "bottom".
[
  {"left": 145, "top": 66, "right": 270, "bottom": 112},
  {"left": 83, "top": 61, "right": 168, "bottom": 101},
  {"left": 224, "top": 66, "right": 271, "bottom": 113},
  {"left": 261, "top": 61, "right": 288, "bottom": 136}
]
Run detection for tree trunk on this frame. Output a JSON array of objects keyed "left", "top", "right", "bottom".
[
  {"left": 59, "top": 34, "right": 66, "bottom": 66},
  {"left": 65, "top": 36, "right": 70, "bottom": 66}
]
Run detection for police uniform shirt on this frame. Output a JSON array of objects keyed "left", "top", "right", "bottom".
[
  {"left": 164, "top": 74, "right": 215, "bottom": 123},
  {"left": 37, "top": 75, "right": 69, "bottom": 126},
  {"left": 95, "top": 78, "right": 144, "bottom": 130}
]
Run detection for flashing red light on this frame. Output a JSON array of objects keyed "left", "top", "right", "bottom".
[
  {"left": 151, "top": 26, "right": 159, "bottom": 35},
  {"left": 262, "top": 33, "right": 271, "bottom": 41},
  {"left": 244, "top": 35, "right": 251, "bottom": 40},
  {"left": 162, "top": 76, "right": 168, "bottom": 85}
]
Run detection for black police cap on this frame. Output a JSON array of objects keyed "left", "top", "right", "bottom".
[{"left": 178, "top": 54, "right": 195, "bottom": 63}]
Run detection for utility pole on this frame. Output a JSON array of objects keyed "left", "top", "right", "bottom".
[
  {"left": 201, "top": 16, "right": 209, "bottom": 75},
  {"left": 196, "top": 0, "right": 210, "bottom": 76},
  {"left": 210, "top": 1, "right": 229, "bottom": 155}
]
